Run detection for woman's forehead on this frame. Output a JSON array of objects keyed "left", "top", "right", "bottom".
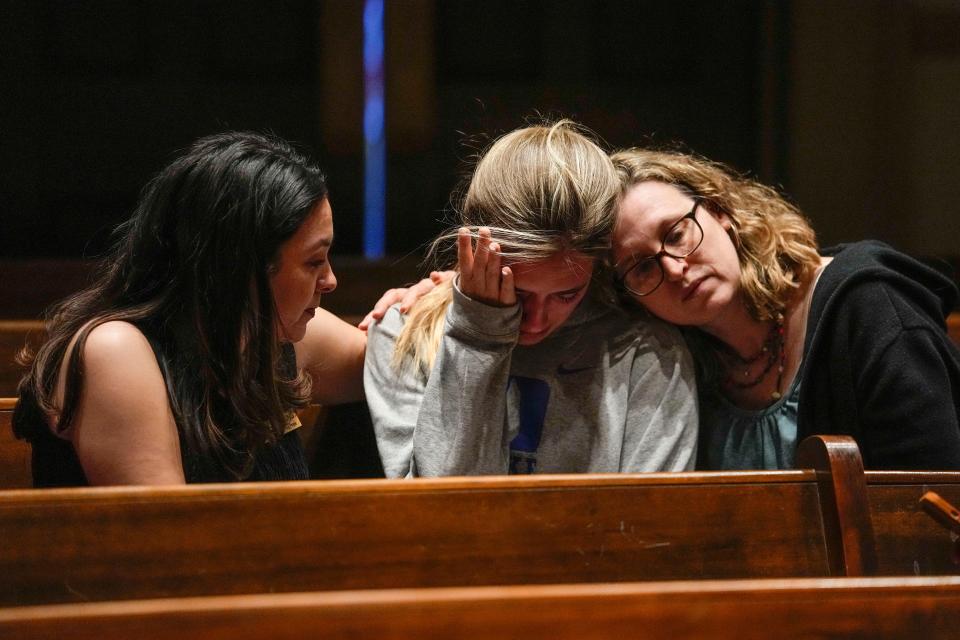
[
  {"left": 509, "top": 251, "right": 594, "bottom": 290},
  {"left": 623, "top": 183, "right": 695, "bottom": 234}
]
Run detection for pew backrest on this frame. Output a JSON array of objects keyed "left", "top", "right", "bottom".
[
  {"left": 0, "top": 398, "right": 30, "bottom": 489},
  {"left": 0, "top": 320, "right": 42, "bottom": 397},
  {"left": 866, "top": 471, "right": 960, "bottom": 576},
  {"left": 3, "top": 577, "right": 960, "bottom": 640},
  {"left": 1, "top": 468, "right": 849, "bottom": 606}
]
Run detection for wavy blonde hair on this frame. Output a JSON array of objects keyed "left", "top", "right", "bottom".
[
  {"left": 394, "top": 120, "right": 620, "bottom": 375},
  {"left": 610, "top": 148, "right": 820, "bottom": 322}
]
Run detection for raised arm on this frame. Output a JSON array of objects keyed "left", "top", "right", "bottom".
[{"left": 365, "top": 228, "right": 521, "bottom": 477}]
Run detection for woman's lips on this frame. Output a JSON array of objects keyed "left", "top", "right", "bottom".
[{"left": 681, "top": 276, "right": 707, "bottom": 302}]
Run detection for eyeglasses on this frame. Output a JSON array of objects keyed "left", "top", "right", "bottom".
[{"left": 616, "top": 199, "right": 705, "bottom": 297}]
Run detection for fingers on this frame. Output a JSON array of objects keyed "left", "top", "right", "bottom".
[
  {"left": 499, "top": 266, "right": 516, "bottom": 306},
  {"left": 484, "top": 240, "right": 503, "bottom": 297},
  {"left": 399, "top": 277, "right": 437, "bottom": 313},
  {"left": 457, "top": 227, "right": 474, "bottom": 279},
  {"left": 458, "top": 227, "right": 492, "bottom": 303},
  {"left": 357, "top": 311, "right": 376, "bottom": 332},
  {"left": 357, "top": 287, "right": 410, "bottom": 331},
  {"left": 456, "top": 227, "right": 514, "bottom": 307},
  {"left": 430, "top": 270, "right": 455, "bottom": 285}
]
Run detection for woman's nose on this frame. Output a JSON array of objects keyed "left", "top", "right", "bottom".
[
  {"left": 520, "top": 298, "right": 547, "bottom": 331},
  {"left": 318, "top": 265, "right": 337, "bottom": 293},
  {"left": 660, "top": 254, "right": 687, "bottom": 281}
]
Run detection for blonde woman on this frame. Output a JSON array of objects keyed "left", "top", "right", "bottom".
[
  {"left": 611, "top": 149, "right": 960, "bottom": 470},
  {"left": 363, "top": 122, "right": 698, "bottom": 477}
]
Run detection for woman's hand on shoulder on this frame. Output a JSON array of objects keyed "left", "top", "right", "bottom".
[
  {"left": 68, "top": 321, "right": 185, "bottom": 485},
  {"left": 357, "top": 270, "right": 454, "bottom": 332},
  {"left": 458, "top": 227, "right": 515, "bottom": 307}
]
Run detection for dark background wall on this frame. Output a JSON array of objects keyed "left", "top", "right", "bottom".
[{"left": 2, "top": 0, "right": 958, "bottom": 265}]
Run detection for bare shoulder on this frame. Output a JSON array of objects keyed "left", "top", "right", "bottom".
[
  {"left": 65, "top": 320, "right": 185, "bottom": 484},
  {"left": 55, "top": 321, "right": 157, "bottom": 411},
  {"left": 79, "top": 320, "right": 169, "bottom": 412},
  {"left": 83, "top": 320, "right": 156, "bottom": 363}
]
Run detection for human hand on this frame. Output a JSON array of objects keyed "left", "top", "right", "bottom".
[
  {"left": 457, "top": 227, "right": 515, "bottom": 307},
  {"left": 357, "top": 271, "right": 455, "bottom": 331}
]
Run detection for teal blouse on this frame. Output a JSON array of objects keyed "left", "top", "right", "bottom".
[{"left": 694, "top": 348, "right": 803, "bottom": 470}]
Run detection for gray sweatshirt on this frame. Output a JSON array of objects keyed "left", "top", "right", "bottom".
[{"left": 364, "top": 284, "right": 698, "bottom": 477}]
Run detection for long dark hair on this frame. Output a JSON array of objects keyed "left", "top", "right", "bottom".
[{"left": 16, "top": 131, "right": 328, "bottom": 478}]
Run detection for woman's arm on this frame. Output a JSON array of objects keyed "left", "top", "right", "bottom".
[
  {"left": 812, "top": 279, "right": 960, "bottom": 469},
  {"left": 60, "top": 321, "right": 185, "bottom": 485},
  {"left": 365, "top": 228, "right": 521, "bottom": 477},
  {"left": 619, "top": 322, "right": 699, "bottom": 472},
  {"left": 363, "top": 305, "right": 427, "bottom": 477},
  {"left": 409, "top": 284, "right": 520, "bottom": 476},
  {"left": 295, "top": 307, "right": 368, "bottom": 405},
  {"left": 854, "top": 324, "right": 960, "bottom": 469}
]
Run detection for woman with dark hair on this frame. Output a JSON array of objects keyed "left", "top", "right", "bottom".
[{"left": 14, "top": 131, "right": 366, "bottom": 485}]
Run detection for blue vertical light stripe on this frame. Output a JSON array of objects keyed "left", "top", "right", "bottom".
[{"left": 363, "top": 0, "right": 386, "bottom": 259}]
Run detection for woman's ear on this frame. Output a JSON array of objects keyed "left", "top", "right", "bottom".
[{"left": 705, "top": 203, "right": 738, "bottom": 245}]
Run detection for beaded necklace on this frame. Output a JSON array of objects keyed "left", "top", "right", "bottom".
[{"left": 720, "top": 314, "right": 786, "bottom": 400}]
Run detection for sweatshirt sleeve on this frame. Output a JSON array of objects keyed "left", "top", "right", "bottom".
[
  {"left": 363, "top": 282, "right": 521, "bottom": 477},
  {"left": 619, "top": 322, "right": 699, "bottom": 472},
  {"left": 363, "top": 304, "right": 426, "bottom": 478},
  {"left": 411, "top": 282, "right": 521, "bottom": 476}
]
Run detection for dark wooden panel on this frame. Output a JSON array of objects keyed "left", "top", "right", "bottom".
[
  {"left": 867, "top": 472, "right": 960, "bottom": 576},
  {"left": 3, "top": 577, "right": 960, "bottom": 639},
  {"left": 0, "top": 321, "right": 44, "bottom": 397},
  {"left": 0, "top": 472, "right": 833, "bottom": 606},
  {"left": 0, "top": 399, "right": 30, "bottom": 490}
]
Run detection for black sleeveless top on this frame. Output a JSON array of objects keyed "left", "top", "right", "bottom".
[{"left": 12, "top": 343, "right": 309, "bottom": 486}]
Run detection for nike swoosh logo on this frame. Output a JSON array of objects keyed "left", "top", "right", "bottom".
[{"left": 557, "top": 364, "right": 594, "bottom": 375}]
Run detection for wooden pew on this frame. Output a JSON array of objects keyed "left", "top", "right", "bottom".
[
  {"left": 866, "top": 471, "right": 960, "bottom": 576},
  {"left": 0, "top": 320, "right": 43, "bottom": 397},
  {"left": 0, "top": 398, "right": 30, "bottom": 489},
  {"left": 3, "top": 577, "right": 960, "bottom": 639},
  {"left": 948, "top": 311, "right": 959, "bottom": 347},
  {"left": 0, "top": 437, "right": 872, "bottom": 607}
]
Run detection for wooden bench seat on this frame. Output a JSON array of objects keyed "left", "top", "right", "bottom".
[
  {"left": 3, "top": 577, "right": 960, "bottom": 639},
  {"left": 0, "top": 437, "right": 871, "bottom": 607}
]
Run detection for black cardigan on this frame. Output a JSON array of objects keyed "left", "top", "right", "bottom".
[{"left": 797, "top": 241, "right": 960, "bottom": 469}]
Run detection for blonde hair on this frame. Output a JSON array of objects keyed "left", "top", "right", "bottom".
[
  {"left": 610, "top": 148, "right": 820, "bottom": 322},
  {"left": 394, "top": 120, "right": 620, "bottom": 375}
]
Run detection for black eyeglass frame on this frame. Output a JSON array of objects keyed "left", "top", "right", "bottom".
[{"left": 616, "top": 198, "right": 705, "bottom": 297}]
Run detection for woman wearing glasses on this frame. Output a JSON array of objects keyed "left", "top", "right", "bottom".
[{"left": 610, "top": 149, "right": 960, "bottom": 470}]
